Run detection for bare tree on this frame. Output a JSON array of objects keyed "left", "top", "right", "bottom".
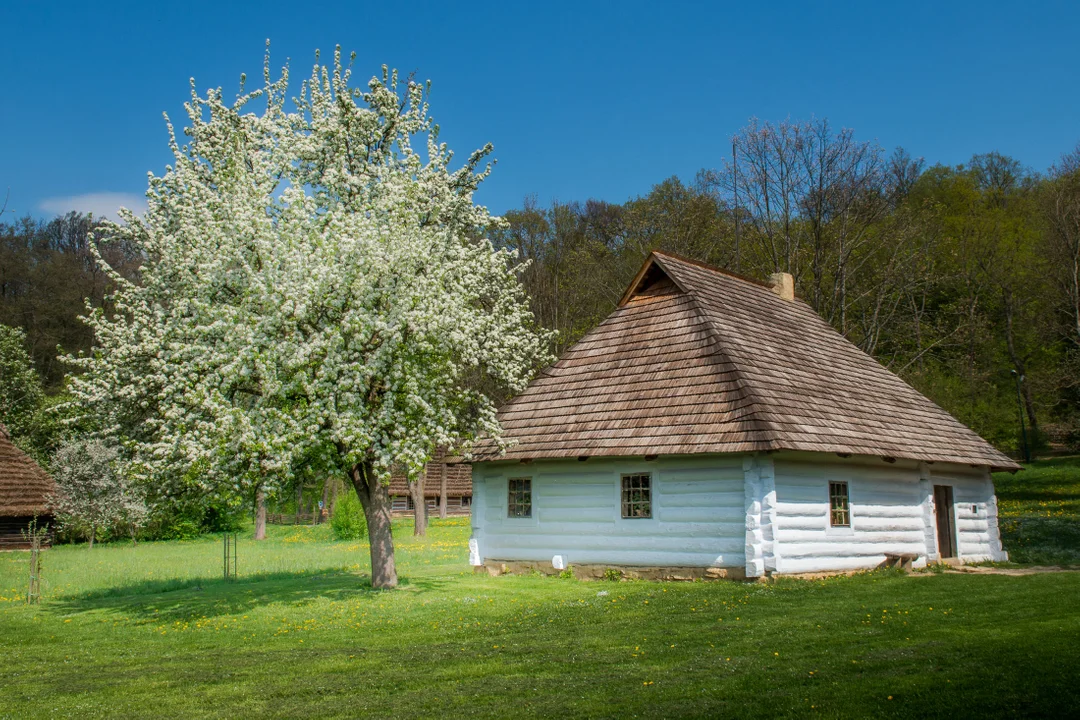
[
  {"left": 796, "top": 118, "right": 888, "bottom": 331},
  {"left": 708, "top": 118, "right": 807, "bottom": 276},
  {"left": 1045, "top": 147, "right": 1080, "bottom": 350},
  {"left": 706, "top": 118, "right": 923, "bottom": 341},
  {"left": 886, "top": 148, "right": 925, "bottom": 203}
]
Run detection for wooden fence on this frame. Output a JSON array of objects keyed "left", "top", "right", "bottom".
[{"left": 266, "top": 512, "right": 326, "bottom": 526}]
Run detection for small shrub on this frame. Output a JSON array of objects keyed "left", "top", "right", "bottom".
[
  {"left": 202, "top": 503, "right": 244, "bottom": 533},
  {"left": 156, "top": 519, "right": 202, "bottom": 541},
  {"left": 559, "top": 566, "right": 574, "bottom": 579},
  {"left": 331, "top": 491, "right": 368, "bottom": 541},
  {"left": 604, "top": 568, "right": 622, "bottom": 582},
  {"left": 137, "top": 497, "right": 243, "bottom": 542}
]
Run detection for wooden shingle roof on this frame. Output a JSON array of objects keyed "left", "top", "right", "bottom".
[
  {"left": 475, "top": 251, "right": 1019, "bottom": 471},
  {"left": 0, "top": 424, "right": 55, "bottom": 517}
]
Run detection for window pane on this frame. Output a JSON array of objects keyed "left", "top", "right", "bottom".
[
  {"left": 621, "top": 474, "right": 652, "bottom": 519},
  {"left": 508, "top": 477, "right": 532, "bottom": 518},
  {"left": 829, "top": 481, "right": 850, "bottom": 527}
]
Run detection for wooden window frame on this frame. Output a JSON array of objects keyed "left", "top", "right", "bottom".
[
  {"left": 621, "top": 473, "right": 652, "bottom": 519},
  {"left": 508, "top": 477, "right": 532, "bottom": 518},
  {"left": 405, "top": 496, "right": 437, "bottom": 511},
  {"left": 829, "top": 481, "right": 850, "bottom": 528}
]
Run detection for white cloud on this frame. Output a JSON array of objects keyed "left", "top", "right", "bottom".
[{"left": 38, "top": 192, "right": 147, "bottom": 220}]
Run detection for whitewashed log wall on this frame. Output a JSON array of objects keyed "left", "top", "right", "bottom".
[
  {"left": 770, "top": 456, "right": 928, "bottom": 574},
  {"left": 471, "top": 457, "right": 746, "bottom": 568},
  {"left": 470, "top": 452, "right": 1008, "bottom": 574},
  {"left": 768, "top": 454, "right": 1007, "bottom": 574}
]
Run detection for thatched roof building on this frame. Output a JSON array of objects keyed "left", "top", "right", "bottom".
[{"left": 0, "top": 424, "right": 55, "bottom": 548}]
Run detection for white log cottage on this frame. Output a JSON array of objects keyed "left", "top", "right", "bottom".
[{"left": 468, "top": 251, "right": 1018, "bottom": 578}]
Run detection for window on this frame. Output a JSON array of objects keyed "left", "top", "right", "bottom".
[
  {"left": 621, "top": 473, "right": 652, "bottom": 519},
  {"left": 829, "top": 481, "right": 850, "bottom": 527},
  {"left": 508, "top": 478, "right": 532, "bottom": 518},
  {"left": 460, "top": 496, "right": 471, "bottom": 507}
]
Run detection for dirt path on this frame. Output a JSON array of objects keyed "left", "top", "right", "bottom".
[{"left": 939, "top": 565, "right": 1080, "bottom": 576}]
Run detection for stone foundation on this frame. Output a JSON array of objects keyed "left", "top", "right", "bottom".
[{"left": 476, "top": 560, "right": 748, "bottom": 582}]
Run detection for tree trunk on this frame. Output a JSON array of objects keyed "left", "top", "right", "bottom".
[
  {"left": 328, "top": 477, "right": 340, "bottom": 518},
  {"left": 295, "top": 484, "right": 303, "bottom": 525},
  {"left": 1022, "top": 381, "right": 1039, "bottom": 434},
  {"left": 254, "top": 487, "right": 267, "bottom": 541},
  {"left": 88, "top": 526, "right": 95, "bottom": 549},
  {"left": 1002, "top": 287, "right": 1039, "bottom": 432},
  {"left": 350, "top": 462, "right": 398, "bottom": 589},
  {"left": 410, "top": 473, "right": 428, "bottom": 537},
  {"left": 439, "top": 462, "right": 448, "bottom": 520}
]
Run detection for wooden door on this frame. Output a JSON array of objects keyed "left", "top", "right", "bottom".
[{"left": 933, "top": 485, "right": 956, "bottom": 559}]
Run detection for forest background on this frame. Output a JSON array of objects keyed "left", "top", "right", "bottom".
[{"left": 3, "top": 116, "right": 1079, "bottom": 497}]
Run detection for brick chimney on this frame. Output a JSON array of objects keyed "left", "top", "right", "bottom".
[{"left": 767, "top": 272, "right": 795, "bottom": 301}]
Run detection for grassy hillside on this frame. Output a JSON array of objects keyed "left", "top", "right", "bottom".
[
  {"left": 994, "top": 455, "right": 1080, "bottom": 564},
  {"left": 2, "top": 512, "right": 1079, "bottom": 719}
]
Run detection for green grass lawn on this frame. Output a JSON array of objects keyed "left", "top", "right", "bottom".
[
  {"left": 2, "top": 462, "right": 1080, "bottom": 719},
  {"left": 994, "top": 455, "right": 1080, "bottom": 564}
]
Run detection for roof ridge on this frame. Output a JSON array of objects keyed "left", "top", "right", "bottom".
[
  {"left": 649, "top": 250, "right": 775, "bottom": 292},
  {"left": 650, "top": 254, "right": 788, "bottom": 450}
]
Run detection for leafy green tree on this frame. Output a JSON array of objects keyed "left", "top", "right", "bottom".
[
  {"left": 0, "top": 323, "right": 44, "bottom": 454},
  {"left": 908, "top": 158, "right": 1054, "bottom": 444}
]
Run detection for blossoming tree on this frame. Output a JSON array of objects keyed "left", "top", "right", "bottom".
[
  {"left": 50, "top": 438, "right": 147, "bottom": 548},
  {"left": 68, "top": 48, "right": 549, "bottom": 587}
]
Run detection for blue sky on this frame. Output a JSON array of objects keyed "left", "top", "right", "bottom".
[{"left": 2, "top": 1, "right": 1077, "bottom": 220}]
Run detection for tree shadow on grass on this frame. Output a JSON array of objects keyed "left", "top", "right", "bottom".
[
  {"left": 1000, "top": 516, "right": 1080, "bottom": 564},
  {"left": 45, "top": 570, "right": 451, "bottom": 623},
  {"left": 996, "top": 487, "right": 1080, "bottom": 504}
]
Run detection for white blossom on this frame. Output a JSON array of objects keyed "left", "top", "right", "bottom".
[
  {"left": 49, "top": 438, "right": 147, "bottom": 545},
  {"left": 66, "top": 46, "right": 551, "bottom": 503}
]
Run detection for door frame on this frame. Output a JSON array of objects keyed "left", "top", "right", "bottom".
[{"left": 933, "top": 484, "right": 957, "bottom": 559}]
